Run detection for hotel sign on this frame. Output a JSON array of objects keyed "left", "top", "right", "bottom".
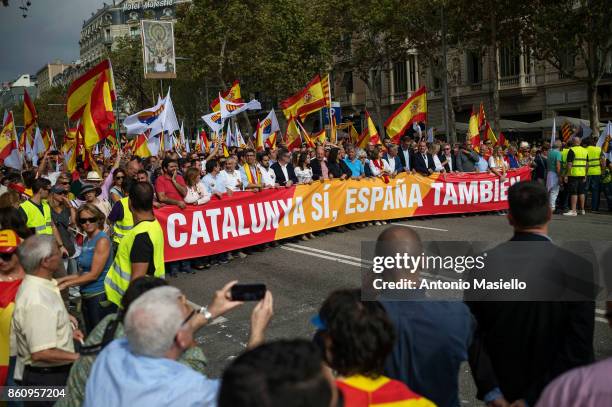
[{"left": 123, "top": 0, "right": 175, "bottom": 11}]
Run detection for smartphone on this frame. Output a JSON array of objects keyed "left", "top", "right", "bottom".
[{"left": 231, "top": 284, "right": 266, "bottom": 301}]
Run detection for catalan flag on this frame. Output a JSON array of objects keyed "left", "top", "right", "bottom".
[
  {"left": 22, "top": 89, "right": 37, "bottom": 147},
  {"left": 66, "top": 59, "right": 116, "bottom": 121},
  {"left": 478, "top": 102, "right": 486, "bottom": 129},
  {"left": 210, "top": 80, "right": 243, "bottom": 112},
  {"left": 280, "top": 75, "right": 327, "bottom": 120},
  {"left": 384, "top": 86, "right": 427, "bottom": 144},
  {"left": 80, "top": 71, "right": 115, "bottom": 149},
  {"left": 561, "top": 121, "right": 573, "bottom": 142},
  {"left": 337, "top": 375, "right": 435, "bottom": 407},
  {"left": 322, "top": 74, "right": 332, "bottom": 108}
]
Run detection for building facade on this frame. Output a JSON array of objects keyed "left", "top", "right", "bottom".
[
  {"left": 35, "top": 61, "right": 74, "bottom": 94},
  {"left": 0, "top": 74, "right": 37, "bottom": 111},
  {"left": 332, "top": 41, "right": 612, "bottom": 138},
  {"left": 79, "top": 0, "right": 191, "bottom": 67}
]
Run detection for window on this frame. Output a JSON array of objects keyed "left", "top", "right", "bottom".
[
  {"left": 343, "top": 71, "right": 353, "bottom": 94},
  {"left": 467, "top": 51, "right": 482, "bottom": 84},
  {"left": 408, "top": 55, "right": 418, "bottom": 91},
  {"left": 393, "top": 61, "right": 407, "bottom": 94},
  {"left": 499, "top": 38, "right": 520, "bottom": 77},
  {"left": 559, "top": 50, "right": 575, "bottom": 74}
]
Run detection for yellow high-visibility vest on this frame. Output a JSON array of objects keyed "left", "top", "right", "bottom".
[
  {"left": 560, "top": 148, "right": 569, "bottom": 173},
  {"left": 569, "top": 146, "right": 588, "bottom": 177},
  {"left": 19, "top": 199, "right": 53, "bottom": 235},
  {"left": 112, "top": 197, "right": 134, "bottom": 244},
  {"left": 105, "top": 219, "right": 165, "bottom": 307},
  {"left": 586, "top": 146, "right": 602, "bottom": 176}
]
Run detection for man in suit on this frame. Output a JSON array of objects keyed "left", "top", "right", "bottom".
[
  {"left": 398, "top": 135, "right": 413, "bottom": 172},
  {"left": 270, "top": 148, "right": 298, "bottom": 186},
  {"left": 412, "top": 141, "right": 435, "bottom": 176},
  {"left": 382, "top": 144, "right": 404, "bottom": 176},
  {"left": 438, "top": 143, "right": 457, "bottom": 172},
  {"left": 310, "top": 145, "right": 328, "bottom": 181},
  {"left": 466, "top": 181, "right": 595, "bottom": 406}
]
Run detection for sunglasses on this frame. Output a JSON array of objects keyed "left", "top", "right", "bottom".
[
  {"left": 79, "top": 217, "right": 97, "bottom": 225},
  {"left": 0, "top": 252, "right": 14, "bottom": 262},
  {"left": 115, "top": 176, "right": 124, "bottom": 180}
]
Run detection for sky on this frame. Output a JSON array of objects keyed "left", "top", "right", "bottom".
[{"left": 0, "top": 0, "right": 105, "bottom": 81}]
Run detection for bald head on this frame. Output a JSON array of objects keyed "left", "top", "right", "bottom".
[
  {"left": 375, "top": 226, "right": 423, "bottom": 258},
  {"left": 572, "top": 136, "right": 581, "bottom": 146}
]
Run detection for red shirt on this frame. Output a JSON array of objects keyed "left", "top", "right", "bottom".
[{"left": 154, "top": 174, "right": 186, "bottom": 202}]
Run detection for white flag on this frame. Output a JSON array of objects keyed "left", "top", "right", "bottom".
[
  {"left": 579, "top": 123, "right": 592, "bottom": 140},
  {"left": 426, "top": 127, "right": 434, "bottom": 143},
  {"left": 124, "top": 97, "right": 166, "bottom": 135},
  {"left": 551, "top": 117, "right": 556, "bottom": 145},
  {"left": 153, "top": 89, "right": 180, "bottom": 136},
  {"left": 260, "top": 109, "right": 280, "bottom": 142},
  {"left": 202, "top": 111, "right": 224, "bottom": 133},
  {"left": 596, "top": 121, "right": 611, "bottom": 148},
  {"left": 147, "top": 134, "right": 161, "bottom": 156},
  {"left": 4, "top": 148, "right": 23, "bottom": 170},
  {"left": 31, "top": 127, "right": 45, "bottom": 165},
  {"left": 235, "top": 123, "right": 246, "bottom": 147},
  {"left": 225, "top": 123, "right": 234, "bottom": 147},
  {"left": 219, "top": 94, "right": 261, "bottom": 119}
]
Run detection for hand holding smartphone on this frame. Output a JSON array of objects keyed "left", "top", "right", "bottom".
[{"left": 230, "top": 284, "right": 267, "bottom": 301}]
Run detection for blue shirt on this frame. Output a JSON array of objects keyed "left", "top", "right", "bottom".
[
  {"left": 383, "top": 300, "right": 474, "bottom": 407},
  {"left": 201, "top": 173, "right": 226, "bottom": 195},
  {"left": 507, "top": 153, "right": 520, "bottom": 169},
  {"left": 343, "top": 157, "right": 364, "bottom": 178},
  {"left": 476, "top": 156, "right": 489, "bottom": 172},
  {"left": 85, "top": 338, "right": 219, "bottom": 407},
  {"left": 78, "top": 231, "right": 113, "bottom": 295}
]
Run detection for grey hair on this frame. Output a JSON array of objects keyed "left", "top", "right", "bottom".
[
  {"left": 124, "top": 286, "right": 184, "bottom": 358},
  {"left": 17, "top": 235, "right": 56, "bottom": 274}
]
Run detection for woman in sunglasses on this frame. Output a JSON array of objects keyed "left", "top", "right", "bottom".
[
  {"left": 57, "top": 204, "right": 116, "bottom": 334},
  {"left": 109, "top": 169, "right": 127, "bottom": 204}
]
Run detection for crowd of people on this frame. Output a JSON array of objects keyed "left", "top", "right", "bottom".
[{"left": 0, "top": 130, "right": 610, "bottom": 407}]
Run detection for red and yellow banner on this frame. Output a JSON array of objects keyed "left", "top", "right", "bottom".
[{"left": 157, "top": 167, "right": 531, "bottom": 261}]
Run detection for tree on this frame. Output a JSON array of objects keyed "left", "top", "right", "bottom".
[
  {"left": 325, "top": 0, "right": 417, "bottom": 133},
  {"left": 520, "top": 0, "right": 612, "bottom": 135},
  {"left": 175, "top": 0, "right": 333, "bottom": 134}
]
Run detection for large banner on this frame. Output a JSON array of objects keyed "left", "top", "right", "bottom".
[
  {"left": 156, "top": 167, "right": 531, "bottom": 261},
  {"left": 141, "top": 20, "right": 176, "bottom": 79}
]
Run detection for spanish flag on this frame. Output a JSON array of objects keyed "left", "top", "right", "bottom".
[
  {"left": 468, "top": 110, "right": 481, "bottom": 151},
  {"left": 357, "top": 111, "right": 381, "bottom": 149},
  {"left": 280, "top": 75, "right": 327, "bottom": 120},
  {"left": 478, "top": 102, "right": 486, "bottom": 129},
  {"left": 199, "top": 129, "right": 210, "bottom": 153},
  {"left": 496, "top": 131, "right": 509, "bottom": 148},
  {"left": 312, "top": 129, "right": 326, "bottom": 145},
  {"left": 210, "top": 80, "right": 242, "bottom": 112},
  {"left": 0, "top": 111, "right": 17, "bottom": 160},
  {"left": 23, "top": 89, "right": 37, "bottom": 146},
  {"left": 222, "top": 142, "right": 229, "bottom": 158},
  {"left": 66, "top": 59, "right": 116, "bottom": 121},
  {"left": 0, "top": 280, "right": 22, "bottom": 386},
  {"left": 80, "top": 71, "right": 115, "bottom": 149},
  {"left": 133, "top": 133, "right": 152, "bottom": 158},
  {"left": 284, "top": 116, "right": 302, "bottom": 151},
  {"left": 384, "top": 86, "right": 427, "bottom": 144},
  {"left": 255, "top": 120, "right": 264, "bottom": 151}
]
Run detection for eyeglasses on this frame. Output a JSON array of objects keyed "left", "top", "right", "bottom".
[
  {"left": 0, "top": 252, "right": 14, "bottom": 262},
  {"left": 174, "top": 308, "right": 197, "bottom": 343},
  {"left": 115, "top": 176, "right": 124, "bottom": 180},
  {"left": 79, "top": 217, "right": 97, "bottom": 225}
]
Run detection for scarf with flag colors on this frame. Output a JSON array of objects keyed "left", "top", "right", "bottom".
[
  {"left": 336, "top": 375, "right": 435, "bottom": 407},
  {"left": 243, "top": 163, "right": 261, "bottom": 185},
  {"left": 0, "top": 280, "right": 22, "bottom": 386}
]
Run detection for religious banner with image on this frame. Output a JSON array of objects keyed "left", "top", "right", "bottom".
[{"left": 141, "top": 19, "right": 176, "bottom": 79}]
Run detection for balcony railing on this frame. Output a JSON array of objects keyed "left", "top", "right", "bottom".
[{"left": 499, "top": 75, "right": 519, "bottom": 87}]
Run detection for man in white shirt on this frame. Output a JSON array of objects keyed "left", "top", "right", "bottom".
[
  {"left": 201, "top": 159, "right": 230, "bottom": 196},
  {"left": 218, "top": 157, "right": 242, "bottom": 191},
  {"left": 257, "top": 152, "right": 277, "bottom": 188}
]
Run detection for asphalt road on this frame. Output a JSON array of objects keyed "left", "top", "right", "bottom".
[{"left": 171, "top": 211, "right": 612, "bottom": 406}]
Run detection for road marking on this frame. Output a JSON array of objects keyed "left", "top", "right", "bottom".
[
  {"left": 281, "top": 245, "right": 365, "bottom": 268},
  {"left": 391, "top": 222, "right": 449, "bottom": 232},
  {"left": 283, "top": 243, "right": 609, "bottom": 324}
]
